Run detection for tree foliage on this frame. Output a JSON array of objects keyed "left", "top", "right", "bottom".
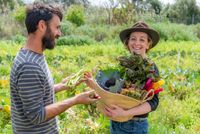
[
  {"left": 36, "top": 0, "right": 90, "bottom": 9},
  {"left": 13, "top": 5, "right": 26, "bottom": 24},
  {"left": 166, "top": 0, "right": 200, "bottom": 24},
  {"left": 65, "top": 5, "right": 85, "bottom": 26},
  {"left": 0, "top": 0, "right": 15, "bottom": 13},
  {"left": 147, "top": 0, "right": 162, "bottom": 14},
  {"left": 103, "top": 0, "right": 137, "bottom": 24}
]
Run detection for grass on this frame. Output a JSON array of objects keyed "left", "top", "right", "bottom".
[{"left": 0, "top": 41, "right": 200, "bottom": 133}]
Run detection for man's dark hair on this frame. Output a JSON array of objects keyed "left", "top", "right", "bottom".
[{"left": 25, "top": 2, "right": 63, "bottom": 34}]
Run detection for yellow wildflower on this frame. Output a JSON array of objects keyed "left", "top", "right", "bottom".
[
  {"left": 153, "top": 79, "right": 165, "bottom": 89},
  {"left": 168, "top": 84, "right": 175, "bottom": 92},
  {"left": 75, "top": 90, "right": 81, "bottom": 95},
  {"left": 3, "top": 105, "right": 11, "bottom": 114},
  {"left": 157, "top": 79, "right": 165, "bottom": 85},
  {"left": 0, "top": 79, "right": 9, "bottom": 88},
  {"left": 1, "top": 50, "right": 7, "bottom": 55}
]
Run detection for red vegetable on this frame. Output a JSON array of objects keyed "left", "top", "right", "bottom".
[{"left": 144, "top": 78, "right": 153, "bottom": 91}]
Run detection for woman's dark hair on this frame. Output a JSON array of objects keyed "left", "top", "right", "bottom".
[{"left": 25, "top": 2, "right": 63, "bottom": 34}]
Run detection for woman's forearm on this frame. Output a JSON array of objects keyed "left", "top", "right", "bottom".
[{"left": 126, "top": 102, "right": 151, "bottom": 116}]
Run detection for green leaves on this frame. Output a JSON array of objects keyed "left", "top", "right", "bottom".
[
  {"left": 109, "top": 79, "right": 123, "bottom": 93},
  {"left": 2, "top": 41, "right": 200, "bottom": 133},
  {"left": 65, "top": 69, "right": 83, "bottom": 88},
  {"left": 118, "top": 53, "right": 159, "bottom": 88},
  {"left": 65, "top": 5, "right": 85, "bottom": 26}
]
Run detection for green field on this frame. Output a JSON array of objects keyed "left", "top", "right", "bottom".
[{"left": 1, "top": 41, "right": 200, "bottom": 134}]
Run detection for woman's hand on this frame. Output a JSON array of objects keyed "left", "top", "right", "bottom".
[
  {"left": 101, "top": 105, "right": 128, "bottom": 118},
  {"left": 81, "top": 71, "right": 96, "bottom": 89}
]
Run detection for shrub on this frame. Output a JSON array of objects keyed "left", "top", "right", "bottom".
[
  {"left": 151, "top": 22, "right": 199, "bottom": 41},
  {"left": 151, "top": 23, "right": 168, "bottom": 41},
  {"left": 65, "top": 5, "right": 85, "bottom": 26},
  {"left": 112, "top": 4, "right": 135, "bottom": 25},
  {"left": 61, "top": 21, "right": 75, "bottom": 36},
  {"left": 13, "top": 6, "right": 26, "bottom": 24},
  {"left": 191, "top": 23, "right": 200, "bottom": 39},
  {"left": 84, "top": 6, "right": 107, "bottom": 25},
  {"left": 107, "top": 25, "right": 126, "bottom": 41},
  {"left": 93, "top": 26, "right": 109, "bottom": 42},
  {"left": 74, "top": 25, "right": 109, "bottom": 42},
  {"left": 11, "top": 34, "right": 26, "bottom": 44},
  {"left": 71, "top": 24, "right": 125, "bottom": 42},
  {"left": 0, "top": 14, "right": 22, "bottom": 38},
  {"left": 75, "top": 25, "right": 96, "bottom": 38},
  {"left": 56, "top": 35, "right": 94, "bottom": 46}
]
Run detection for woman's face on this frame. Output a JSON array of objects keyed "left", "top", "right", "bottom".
[{"left": 127, "top": 32, "right": 150, "bottom": 58}]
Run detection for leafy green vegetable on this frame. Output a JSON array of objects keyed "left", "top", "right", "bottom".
[
  {"left": 118, "top": 53, "right": 160, "bottom": 88},
  {"left": 65, "top": 69, "right": 84, "bottom": 88}
]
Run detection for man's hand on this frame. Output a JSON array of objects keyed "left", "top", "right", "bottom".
[
  {"left": 54, "top": 75, "right": 83, "bottom": 93},
  {"left": 74, "top": 90, "right": 100, "bottom": 105},
  {"left": 54, "top": 82, "right": 70, "bottom": 93},
  {"left": 45, "top": 90, "right": 100, "bottom": 121}
]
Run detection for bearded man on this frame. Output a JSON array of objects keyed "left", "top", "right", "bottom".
[{"left": 10, "top": 2, "right": 99, "bottom": 134}]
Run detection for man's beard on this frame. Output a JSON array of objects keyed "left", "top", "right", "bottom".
[{"left": 42, "top": 27, "right": 55, "bottom": 50}]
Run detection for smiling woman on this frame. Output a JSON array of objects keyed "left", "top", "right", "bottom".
[{"left": 82, "top": 21, "right": 162, "bottom": 134}]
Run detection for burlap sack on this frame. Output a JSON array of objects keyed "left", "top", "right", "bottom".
[{"left": 87, "top": 78, "right": 154, "bottom": 122}]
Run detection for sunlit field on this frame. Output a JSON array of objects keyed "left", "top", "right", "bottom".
[{"left": 1, "top": 41, "right": 200, "bottom": 134}]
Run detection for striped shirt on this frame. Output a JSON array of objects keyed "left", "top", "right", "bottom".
[{"left": 10, "top": 49, "right": 58, "bottom": 134}]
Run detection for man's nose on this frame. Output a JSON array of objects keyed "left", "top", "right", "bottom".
[{"left": 56, "top": 30, "right": 62, "bottom": 39}]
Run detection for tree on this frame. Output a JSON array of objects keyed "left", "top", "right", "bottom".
[
  {"left": 130, "top": 0, "right": 147, "bottom": 14},
  {"left": 103, "top": 0, "right": 137, "bottom": 24},
  {"left": 166, "top": 0, "right": 200, "bottom": 24},
  {"left": 147, "top": 0, "right": 162, "bottom": 14},
  {"left": 103, "top": 0, "right": 119, "bottom": 24},
  {"left": 65, "top": 4, "right": 85, "bottom": 26},
  {"left": 0, "top": 0, "right": 25, "bottom": 13},
  {"left": 36, "top": 0, "right": 90, "bottom": 9},
  {"left": 0, "top": 0, "right": 15, "bottom": 13}
]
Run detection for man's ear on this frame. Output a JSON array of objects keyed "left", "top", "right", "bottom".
[{"left": 37, "top": 20, "right": 47, "bottom": 33}]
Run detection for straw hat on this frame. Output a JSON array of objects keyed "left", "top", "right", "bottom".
[{"left": 119, "top": 21, "right": 160, "bottom": 49}]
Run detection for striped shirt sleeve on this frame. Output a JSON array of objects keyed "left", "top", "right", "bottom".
[{"left": 17, "top": 62, "right": 46, "bottom": 125}]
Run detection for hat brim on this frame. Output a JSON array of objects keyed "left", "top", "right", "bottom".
[{"left": 119, "top": 28, "right": 160, "bottom": 49}]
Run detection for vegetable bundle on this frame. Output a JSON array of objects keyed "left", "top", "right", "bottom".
[{"left": 96, "top": 53, "right": 164, "bottom": 100}]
